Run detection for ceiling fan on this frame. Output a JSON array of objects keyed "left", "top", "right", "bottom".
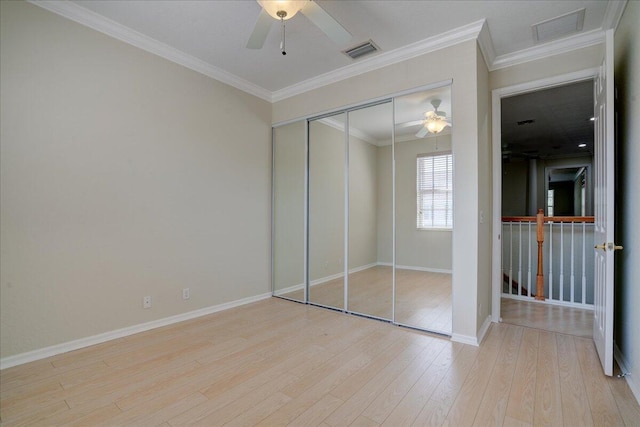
[
  {"left": 415, "top": 99, "right": 451, "bottom": 138},
  {"left": 247, "top": 0, "right": 352, "bottom": 55}
]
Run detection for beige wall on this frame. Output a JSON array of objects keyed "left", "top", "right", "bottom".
[
  {"left": 614, "top": 0, "right": 640, "bottom": 402},
  {"left": 348, "top": 136, "right": 379, "bottom": 270},
  {"left": 275, "top": 40, "right": 486, "bottom": 341},
  {"left": 0, "top": 1, "right": 272, "bottom": 359},
  {"left": 476, "top": 44, "right": 493, "bottom": 333},
  {"left": 273, "top": 121, "right": 306, "bottom": 292},
  {"left": 377, "top": 136, "right": 453, "bottom": 271}
]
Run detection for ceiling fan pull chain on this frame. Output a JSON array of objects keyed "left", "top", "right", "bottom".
[{"left": 280, "top": 16, "right": 287, "bottom": 55}]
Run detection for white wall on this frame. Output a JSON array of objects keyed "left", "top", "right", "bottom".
[
  {"left": 0, "top": 1, "right": 272, "bottom": 360},
  {"left": 614, "top": 0, "right": 640, "bottom": 402},
  {"left": 274, "top": 40, "right": 486, "bottom": 342}
]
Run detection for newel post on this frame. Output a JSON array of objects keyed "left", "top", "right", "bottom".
[{"left": 535, "top": 208, "right": 545, "bottom": 300}]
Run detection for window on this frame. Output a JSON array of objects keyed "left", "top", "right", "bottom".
[{"left": 417, "top": 153, "right": 453, "bottom": 229}]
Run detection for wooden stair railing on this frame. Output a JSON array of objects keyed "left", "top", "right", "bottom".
[{"left": 502, "top": 211, "right": 595, "bottom": 302}]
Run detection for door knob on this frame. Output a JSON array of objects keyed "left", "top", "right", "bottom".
[{"left": 594, "top": 242, "right": 623, "bottom": 251}]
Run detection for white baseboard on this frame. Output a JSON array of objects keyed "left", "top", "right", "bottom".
[
  {"left": 377, "top": 262, "right": 452, "bottom": 274},
  {"left": 451, "top": 333, "right": 479, "bottom": 346},
  {"left": 614, "top": 341, "right": 640, "bottom": 405},
  {"left": 310, "top": 263, "right": 378, "bottom": 286},
  {"left": 451, "top": 315, "right": 492, "bottom": 347},
  {"left": 477, "top": 315, "right": 493, "bottom": 345},
  {"left": 0, "top": 292, "right": 271, "bottom": 370},
  {"left": 273, "top": 283, "right": 304, "bottom": 296}
]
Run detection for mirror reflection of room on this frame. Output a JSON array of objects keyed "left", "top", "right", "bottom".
[
  {"left": 394, "top": 87, "right": 452, "bottom": 334},
  {"left": 271, "top": 84, "right": 453, "bottom": 336}
]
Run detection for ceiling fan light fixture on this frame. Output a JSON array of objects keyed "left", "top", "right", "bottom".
[
  {"left": 423, "top": 101, "right": 450, "bottom": 134},
  {"left": 424, "top": 116, "right": 450, "bottom": 134},
  {"left": 257, "top": 0, "right": 306, "bottom": 21}
]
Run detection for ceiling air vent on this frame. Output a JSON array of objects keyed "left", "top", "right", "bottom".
[
  {"left": 343, "top": 40, "right": 379, "bottom": 60},
  {"left": 532, "top": 8, "right": 585, "bottom": 44}
]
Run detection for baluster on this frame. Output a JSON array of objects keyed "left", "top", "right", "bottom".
[
  {"left": 509, "top": 222, "right": 513, "bottom": 295},
  {"left": 582, "top": 221, "right": 587, "bottom": 305},
  {"left": 527, "top": 221, "right": 532, "bottom": 298},
  {"left": 560, "top": 222, "right": 564, "bottom": 302},
  {"left": 501, "top": 222, "right": 504, "bottom": 294},
  {"left": 570, "top": 222, "right": 575, "bottom": 303},
  {"left": 549, "top": 221, "right": 553, "bottom": 301},
  {"left": 518, "top": 222, "right": 522, "bottom": 294}
]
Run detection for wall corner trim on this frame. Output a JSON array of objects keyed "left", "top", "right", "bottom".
[
  {"left": 0, "top": 292, "right": 272, "bottom": 370},
  {"left": 451, "top": 315, "right": 492, "bottom": 347}
]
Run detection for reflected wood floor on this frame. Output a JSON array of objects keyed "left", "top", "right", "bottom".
[
  {"left": 2, "top": 298, "right": 638, "bottom": 426},
  {"left": 501, "top": 297, "right": 593, "bottom": 338},
  {"left": 279, "top": 266, "right": 452, "bottom": 335}
]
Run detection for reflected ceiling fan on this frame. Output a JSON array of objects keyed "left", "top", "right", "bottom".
[
  {"left": 247, "top": 0, "right": 352, "bottom": 55},
  {"left": 415, "top": 99, "right": 451, "bottom": 138}
]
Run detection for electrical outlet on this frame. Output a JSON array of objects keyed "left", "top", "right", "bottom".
[
  {"left": 183, "top": 288, "right": 190, "bottom": 300},
  {"left": 143, "top": 296, "right": 152, "bottom": 309}
]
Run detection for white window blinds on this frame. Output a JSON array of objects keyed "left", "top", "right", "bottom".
[{"left": 417, "top": 153, "right": 453, "bottom": 229}]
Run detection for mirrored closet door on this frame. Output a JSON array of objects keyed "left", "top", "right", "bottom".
[
  {"left": 272, "top": 83, "right": 453, "bottom": 336},
  {"left": 308, "top": 113, "right": 346, "bottom": 310},
  {"left": 394, "top": 86, "right": 453, "bottom": 335},
  {"left": 272, "top": 121, "right": 306, "bottom": 303},
  {"left": 347, "top": 102, "right": 393, "bottom": 320}
]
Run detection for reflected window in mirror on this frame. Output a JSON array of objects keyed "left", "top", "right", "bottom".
[{"left": 417, "top": 152, "right": 453, "bottom": 229}]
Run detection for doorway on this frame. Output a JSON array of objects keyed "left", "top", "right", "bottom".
[{"left": 492, "top": 71, "right": 597, "bottom": 338}]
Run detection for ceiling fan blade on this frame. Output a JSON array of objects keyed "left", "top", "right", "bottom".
[
  {"left": 301, "top": 1, "right": 352, "bottom": 45},
  {"left": 246, "top": 8, "right": 273, "bottom": 49},
  {"left": 415, "top": 127, "right": 429, "bottom": 138},
  {"left": 396, "top": 120, "right": 424, "bottom": 129}
]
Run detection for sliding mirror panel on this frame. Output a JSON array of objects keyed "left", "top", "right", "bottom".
[
  {"left": 272, "top": 120, "right": 306, "bottom": 302},
  {"left": 308, "top": 113, "right": 346, "bottom": 310},
  {"left": 394, "top": 86, "right": 453, "bottom": 334},
  {"left": 347, "top": 102, "right": 393, "bottom": 320}
]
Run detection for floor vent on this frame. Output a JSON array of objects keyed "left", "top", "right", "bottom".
[
  {"left": 343, "top": 40, "right": 379, "bottom": 60},
  {"left": 532, "top": 8, "right": 585, "bottom": 43}
]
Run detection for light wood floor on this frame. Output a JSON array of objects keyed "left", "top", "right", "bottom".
[
  {"left": 279, "top": 266, "right": 452, "bottom": 335},
  {"left": 2, "top": 298, "right": 638, "bottom": 426},
  {"left": 501, "top": 297, "right": 593, "bottom": 338}
]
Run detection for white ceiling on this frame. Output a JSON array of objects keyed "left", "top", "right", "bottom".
[{"left": 35, "top": 0, "right": 624, "bottom": 102}]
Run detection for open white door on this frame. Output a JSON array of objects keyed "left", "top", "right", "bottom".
[{"left": 593, "top": 29, "right": 619, "bottom": 377}]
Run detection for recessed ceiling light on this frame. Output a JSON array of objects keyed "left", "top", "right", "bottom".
[
  {"left": 589, "top": 117, "right": 595, "bottom": 121},
  {"left": 578, "top": 143, "right": 587, "bottom": 148}
]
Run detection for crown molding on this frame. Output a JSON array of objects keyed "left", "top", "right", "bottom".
[
  {"left": 477, "top": 19, "right": 497, "bottom": 70},
  {"left": 603, "top": 0, "right": 628, "bottom": 31},
  {"left": 317, "top": 117, "right": 380, "bottom": 145},
  {"left": 29, "top": 0, "right": 273, "bottom": 102},
  {"left": 271, "top": 20, "right": 486, "bottom": 102},
  {"left": 490, "top": 28, "right": 605, "bottom": 71},
  {"left": 28, "top": 1, "right": 623, "bottom": 103}
]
